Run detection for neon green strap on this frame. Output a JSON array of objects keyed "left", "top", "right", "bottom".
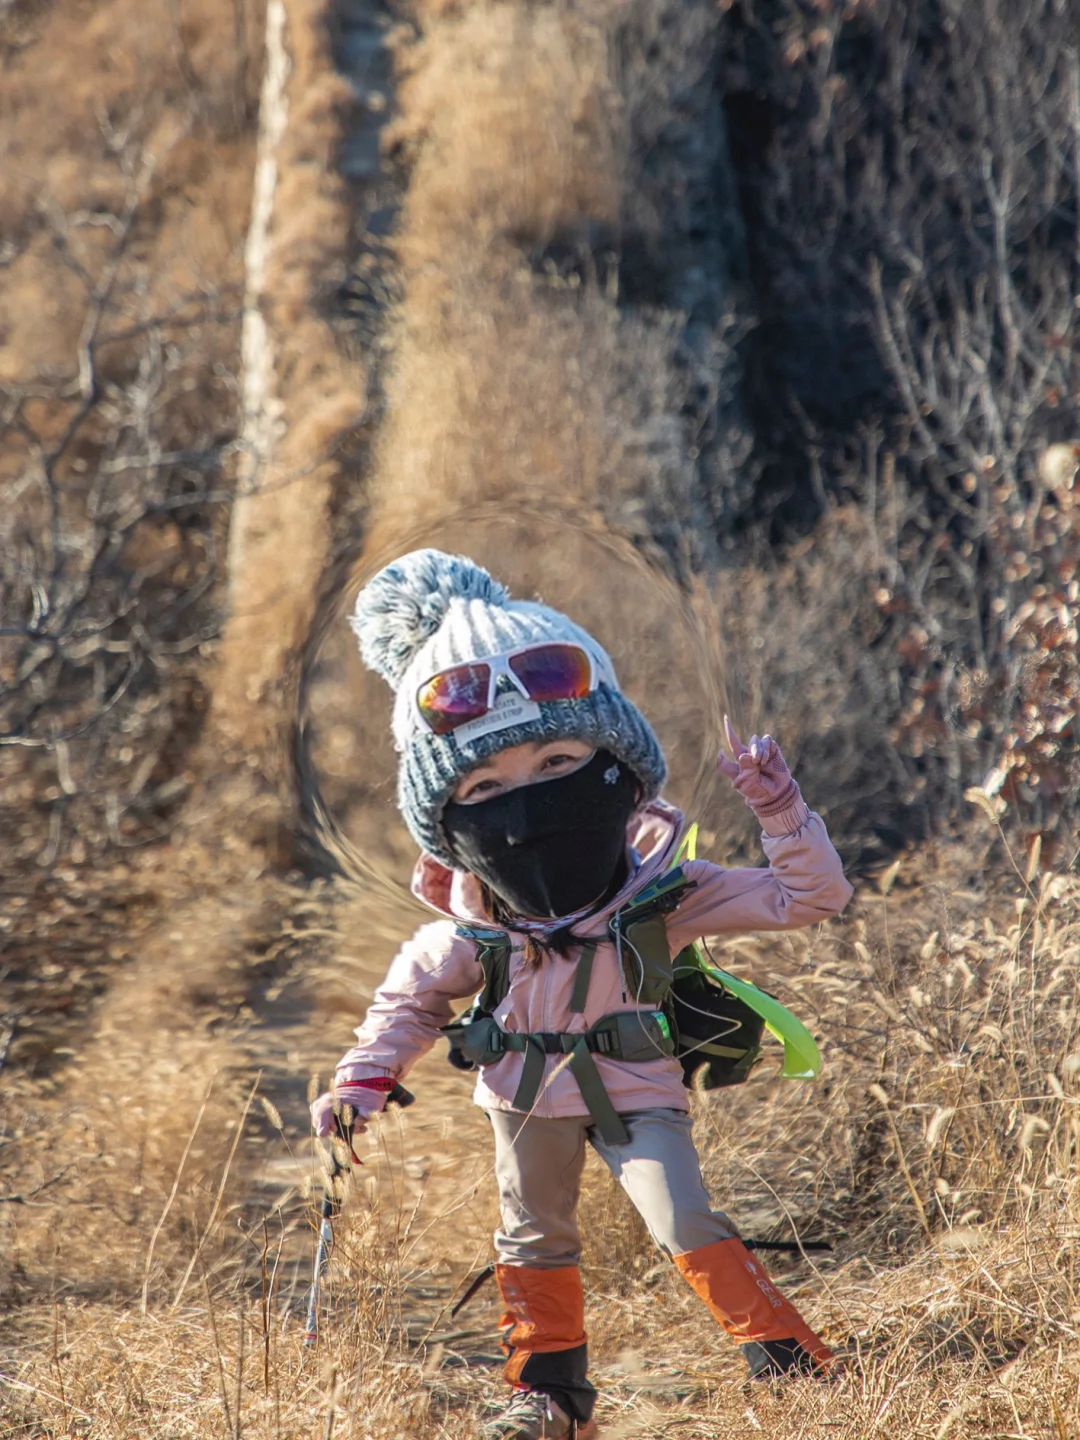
[
  {"left": 673, "top": 822, "right": 699, "bottom": 864},
  {"left": 701, "top": 961, "right": 822, "bottom": 1079}
]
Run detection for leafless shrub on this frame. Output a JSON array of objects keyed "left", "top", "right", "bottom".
[
  {"left": 0, "top": 144, "right": 236, "bottom": 865},
  {"left": 717, "top": 0, "right": 1080, "bottom": 851},
  {"left": 0, "top": 2, "right": 259, "bottom": 870}
]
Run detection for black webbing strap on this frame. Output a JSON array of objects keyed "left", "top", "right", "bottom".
[
  {"left": 506, "top": 1028, "right": 630, "bottom": 1146},
  {"left": 476, "top": 938, "right": 512, "bottom": 1015},
  {"left": 568, "top": 1038, "right": 630, "bottom": 1145},
  {"left": 744, "top": 1239, "right": 833, "bottom": 1253},
  {"left": 450, "top": 1263, "right": 496, "bottom": 1318},
  {"left": 694, "top": 1040, "right": 752, "bottom": 1059},
  {"left": 568, "top": 941, "right": 597, "bottom": 1014}
]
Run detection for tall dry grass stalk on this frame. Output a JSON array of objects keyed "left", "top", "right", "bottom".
[{"left": 7, "top": 833, "right": 1080, "bottom": 1437}]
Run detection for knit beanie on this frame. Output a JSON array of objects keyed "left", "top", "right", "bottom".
[{"left": 351, "top": 549, "right": 667, "bottom": 862}]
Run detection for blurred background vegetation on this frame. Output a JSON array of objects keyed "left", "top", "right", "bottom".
[{"left": 1, "top": 0, "right": 1078, "bottom": 1436}]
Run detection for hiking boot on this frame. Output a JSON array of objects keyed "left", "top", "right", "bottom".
[
  {"left": 481, "top": 1389, "right": 599, "bottom": 1439},
  {"left": 742, "top": 1339, "right": 845, "bottom": 1384},
  {"left": 742, "top": 1339, "right": 820, "bottom": 1379}
]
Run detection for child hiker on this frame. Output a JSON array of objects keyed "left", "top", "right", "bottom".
[{"left": 311, "top": 549, "right": 854, "bottom": 1440}]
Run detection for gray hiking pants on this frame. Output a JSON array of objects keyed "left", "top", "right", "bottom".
[{"left": 488, "top": 1107, "right": 738, "bottom": 1267}]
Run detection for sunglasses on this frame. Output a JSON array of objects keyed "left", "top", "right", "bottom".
[{"left": 416, "top": 642, "right": 597, "bottom": 736}]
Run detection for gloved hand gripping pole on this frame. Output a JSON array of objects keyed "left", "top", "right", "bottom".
[{"left": 303, "top": 1082, "right": 415, "bottom": 1347}]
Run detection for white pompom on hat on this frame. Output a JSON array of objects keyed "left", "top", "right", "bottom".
[{"left": 352, "top": 549, "right": 667, "bottom": 862}]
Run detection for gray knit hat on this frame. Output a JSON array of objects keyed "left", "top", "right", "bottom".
[{"left": 351, "top": 549, "right": 667, "bottom": 862}]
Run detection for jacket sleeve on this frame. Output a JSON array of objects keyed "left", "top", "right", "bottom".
[
  {"left": 334, "top": 920, "right": 482, "bottom": 1085},
  {"left": 665, "top": 812, "right": 853, "bottom": 950}
]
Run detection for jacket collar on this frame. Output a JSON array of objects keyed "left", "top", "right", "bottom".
[{"left": 410, "top": 798, "right": 687, "bottom": 932}]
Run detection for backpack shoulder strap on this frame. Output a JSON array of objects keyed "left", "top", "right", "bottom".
[
  {"left": 611, "top": 867, "right": 695, "bottom": 1007},
  {"left": 454, "top": 924, "right": 513, "bottom": 1014},
  {"left": 617, "top": 865, "right": 693, "bottom": 923},
  {"left": 568, "top": 941, "right": 597, "bottom": 1014}
]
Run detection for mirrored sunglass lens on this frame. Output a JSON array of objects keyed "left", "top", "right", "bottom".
[
  {"left": 417, "top": 663, "right": 490, "bottom": 733},
  {"left": 509, "top": 645, "right": 592, "bottom": 701}
]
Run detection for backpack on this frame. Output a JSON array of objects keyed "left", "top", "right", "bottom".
[{"left": 440, "top": 864, "right": 767, "bottom": 1144}]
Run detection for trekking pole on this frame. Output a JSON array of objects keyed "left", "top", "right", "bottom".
[
  {"left": 744, "top": 1239, "right": 832, "bottom": 1253},
  {"left": 303, "top": 1082, "right": 414, "bottom": 1348}
]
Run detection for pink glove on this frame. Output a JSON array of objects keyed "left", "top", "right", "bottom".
[
  {"left": 717, "top": 716, "right": 809, "bottom": 837},
  {"left": 310, "top": 1078, "right": 393, "bottom": 1139}
]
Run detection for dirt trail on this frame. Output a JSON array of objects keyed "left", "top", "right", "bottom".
[
  {"left": 235, "top": 0, "right": 828, "bottom": 1366},
  {"left": 228, "top": 0, "right": 505, "bottom": 1338}
]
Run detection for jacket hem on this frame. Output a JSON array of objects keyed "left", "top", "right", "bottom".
[{"left": 474, "top": 1077, "right": 690, "bottom": 1118}]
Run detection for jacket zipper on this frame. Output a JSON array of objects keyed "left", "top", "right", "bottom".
[
  {"left": 537, "top": 938, "right": 553, "bottom": 1117},
  {"left": 614, "top": 913, "right": 627, "bottom": 1002}
]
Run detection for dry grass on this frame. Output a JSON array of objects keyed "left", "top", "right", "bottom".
[
  {"left": 6, "top": 824, "right": 1080, "bottom": 1438},
  {"left": 6, "top": 0, "right": 1080, "bottom": 1438},
  {"left": 389, "top": 4, "right": 622, "bottom": 257},
  {"left": 366, "top": 0, "right": 740, "bottom": 565}
]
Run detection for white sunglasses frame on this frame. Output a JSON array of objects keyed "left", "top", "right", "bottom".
[{"left": 416, "top": 641, "right": 600, "bottom": 730}]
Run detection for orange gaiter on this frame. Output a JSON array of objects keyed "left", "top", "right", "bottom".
[{"left": 673, "top": 1238, "right": 834, "bottom": 1364}]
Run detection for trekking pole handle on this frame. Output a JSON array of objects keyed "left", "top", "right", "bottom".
[
  {"left": 304, "top": 1081, "right": 417, "bottom": 1346},
  {"left": 387, "top": 1081, "right": 416, "bottom": 1109},
  {"left": 322, "top": 1082, "right": 414, "bottom": 1214}
]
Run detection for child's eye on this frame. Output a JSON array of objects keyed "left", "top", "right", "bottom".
[{"left": 463, "top": 778, "right": 501, "bottom": 801}]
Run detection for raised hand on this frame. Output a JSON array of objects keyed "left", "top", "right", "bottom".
[{"left": 717, "top": 716, "right": 806, "bottom": 833}]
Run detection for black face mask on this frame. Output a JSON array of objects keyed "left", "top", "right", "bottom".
[{"left": 442, "top": 749, "right": 640, "bottom": 921}]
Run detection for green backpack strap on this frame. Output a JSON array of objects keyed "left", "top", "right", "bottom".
[
  {"left": 699, "top": 957, "right": 822, "bottom": 1080},
  {"left": 566, "top": 1040, "right": 629, "bottom": 1145},
  {"left": 568, "top": 941, "right": 597, "bottom": 1014},
  {"left": 506, "top": 1031, "right": 630, "bottom": 1147},
  {"left": 612, "top": 866, "right": 693, "bottom": 1008},
  {"left": 454, "top": 925, "right": 513, "bottom": 1015},
  {"left": 455, "top": 927, "right": 599, "bottom": 1018},
  {"left": 507, "top": 938, "right": 629, "bottom": 1144},
  {"left": 619, "top": 914, "right": 672, "bottom": 1006}
]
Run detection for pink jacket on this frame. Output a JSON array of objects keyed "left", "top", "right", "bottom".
[{"left": 334, "top": 799, "right": 853, "bottom": 1119}]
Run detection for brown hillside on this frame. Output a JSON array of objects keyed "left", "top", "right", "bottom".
[{"left": 2, "top": 0, "right": 1079, "bottom": 1437}]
